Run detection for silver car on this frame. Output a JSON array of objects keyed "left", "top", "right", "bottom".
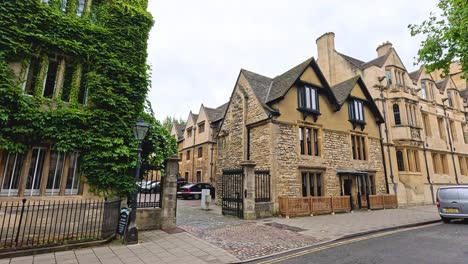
[{"left": 437, "top": 186, "right": 468, "bottom": 222}]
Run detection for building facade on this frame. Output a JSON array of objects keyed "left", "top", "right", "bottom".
[
  {"left": 171, "top": 104, "right": 226, "bottom": 183},
  {"left": 0, "top": 0, "right": 152, "bottom": 200},
  {"left": 216, "top": 58, "right": 388, "bottom": 210},
  {"left": 316, "top": 32, "right": 468, "bottom": 205}
]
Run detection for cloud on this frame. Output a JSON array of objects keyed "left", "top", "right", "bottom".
[{"left": 147, "top": 0, "right": 438, "bottom": 121}]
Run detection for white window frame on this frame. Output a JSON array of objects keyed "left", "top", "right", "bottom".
[
  {"left": 46, "top": 152, "right": 66, "bottom": 196},
  {"left": 65, "top": 152, "right": 80, "bottom": 195},
  {"left": 25, "top": 147, "right": 47, "bottom": 196},
  {"left": 1, "top": 153, "right": 24, "bottom": 197}
]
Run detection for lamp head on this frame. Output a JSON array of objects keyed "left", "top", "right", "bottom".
[{"left": 133, "top": 118, "right": 149, "bottom": 141}]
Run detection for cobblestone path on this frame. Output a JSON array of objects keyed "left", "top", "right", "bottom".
[{"left": 177, "top": 200, "right": 320, "bottom": 261}]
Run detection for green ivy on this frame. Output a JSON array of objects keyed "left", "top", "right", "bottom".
[{"left": 0, "top": 0, "right": 176, "bottom": 197}]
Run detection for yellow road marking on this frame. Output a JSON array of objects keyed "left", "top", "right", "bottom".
[{"left": 256, "top": 223, "right": 440, "bottom": 264}]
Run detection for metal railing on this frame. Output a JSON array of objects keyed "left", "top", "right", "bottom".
[
  {"left": 0, "top": 198, "right": 120, "bottom": 253},
  {"left": 255, "top": 169, "right": 271, "bottom": 202},
  {"left": 135, "top": 166, "right": 162, "bottom": 208}
]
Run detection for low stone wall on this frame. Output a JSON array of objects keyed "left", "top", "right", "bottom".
[
  {"left": 255, "top": 202, "right": 273, "bottom": 218},
  {"left": 136, "top": 208, "right": 162, "bottom": 231}
]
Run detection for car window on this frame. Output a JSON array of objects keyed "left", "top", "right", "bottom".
[
  {"left": 204, "top": 184, "right": 211, "bottom": 189},
  {"left": 438, "top": 189, "right": 459, "bottom": 201},
  {"left": 458, "top": 188, "right": 468, "bottom": 200}
]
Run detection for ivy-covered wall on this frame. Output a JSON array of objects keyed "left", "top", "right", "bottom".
[{"left": 0, "top": 0, "right": 173, "bottom": 197}]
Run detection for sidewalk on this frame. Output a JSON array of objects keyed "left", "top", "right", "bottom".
[
  {"left": 1, "top": 230, "right": 239, "bottom": 264},
  {"left": 2, "top": 203, "right": 440, "bottom": 264}
]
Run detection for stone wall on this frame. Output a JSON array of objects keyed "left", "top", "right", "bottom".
[
  {"left": 216, "top": 90, "right": 245, "bottom": 200},
  {"left": 249, "top": 123, "right": 272, "bottom": 168},
  {"left": 272, "top": 123, "right": 386, "bottom": 200}
]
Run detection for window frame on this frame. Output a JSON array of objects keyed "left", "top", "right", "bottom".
[
  {"left": 301, "top": 172, "right": 323, "bottom": 197},
  {"left": 297, "top": 85, "right": 319, "bottom": 113},
  {"left": 197, "top": 146, "right": 203, "bottom": 158},
  {"left": 351, "top": 134, "right": 367, "bottom": 161},
  {"left": 298, "top": 126, "right": 320, "bottom": 157},
  {"left": 198, "top": 122, "right": 205, "bottom": 134},
  {"left": 393, "top": 104, "right": 401, "bottom": 125}
]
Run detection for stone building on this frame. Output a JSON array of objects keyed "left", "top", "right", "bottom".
[
  {"left": 216, "top": 57, "right": 388, "bottom": 210},
  {"left": 315, "top": 32, "right": 468, "bottom": 205},
  {"left": 172, "top": 104, "right": 227, "bottom": 183},
  {"left": 0, "top": 0, "right": 152, "bottom": 200}
]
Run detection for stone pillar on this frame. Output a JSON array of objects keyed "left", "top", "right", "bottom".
[
  {"left": 160, "top": 156, "right": 179, "bottom": 229},
  {"left": 241, "top": 160, "right": 256, "bottom": 220}
]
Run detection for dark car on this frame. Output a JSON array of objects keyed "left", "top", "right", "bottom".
[
  {"left": 177, "top": 177, "right": 187, "bottom": 190},
  {"left": 177, "top": 183, "right": 214, "bottom": 200}
]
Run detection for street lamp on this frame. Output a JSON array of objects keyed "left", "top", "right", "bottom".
[{"left": 126, "top": 118, "right": 149, "bottom": 245}]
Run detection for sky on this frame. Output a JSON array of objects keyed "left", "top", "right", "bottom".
[{"left": 146, "top": 0, "right": 439, "bottom": 121}]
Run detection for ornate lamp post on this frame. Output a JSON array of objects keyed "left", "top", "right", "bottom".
[{"left": 126, "top": 118, "right": 149, "bottom": 244}]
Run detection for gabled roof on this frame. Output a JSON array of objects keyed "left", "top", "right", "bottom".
[
  {"left": 171, "top": 123, "right": 185, "bottom": 141},
  {"left": 436, "top": 78, "right": 449, "bottom": 90},
  {"left": 337, "top": 52, "right": 365, "bottom": 68},
  {"left": 330, "top": 76, "right": 384, "bottom": 123},
  {"left": 337, "top": 48, "right": 393, "bottom": 70},
  {"left": 267, "top": 57, "right": 314, "bottom": 102},
  {"left": 460, "top": 89, "right": 468, "bottom": 99},
  {"left": 331, "top": 76, "right": 361, "bottom": 105},
  {"left": 409, "top": 67, "right": 423, "bottom": 81},
  {"left": 241, "top": 69, "right": 273, "bottom": 103},
  {"left": 205, "top": 102, "right": 229, "bottom": 123}
]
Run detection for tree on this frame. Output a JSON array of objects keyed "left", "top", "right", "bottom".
[
  {"left": 409, "top": 0, "right": 467, "bottom": 77},
  {"left": 162, "top": 116, "right": 186, "bottom": 131},
  {"left": 141, "top": 101, "right": 177, "bottom": 168}
]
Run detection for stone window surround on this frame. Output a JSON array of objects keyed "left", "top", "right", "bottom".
[
  {"left": 0, "top": 147, "right": 81, "bottom": 197},
  {"left": 350, "top": 132, "right": 367, "bottom": 161},
  {"left": 299, "top": 171, "right": 323, "bottom": 197},
  {"left": 458, "top": 156, "right": 468, "bottom": 176},
  {"left": 431, "top": 152, "right": 449, "bottom": 175},
  {"left": 297, "top": 122, "right": 322, "bottom": 158},
  {"left": 385, "top": 66, "right": 408, "bottom": 92},
  {"left": 197, "top": 146, "right": 203, "bottom": 158},
  {"left": 396, "top": 148, "right": 421, "bottom": 173},
  {"left": 21, "top": 55, "right": 87, "bottom": 105},
  {"left": 422, "top": 112, "right": 431, "bottom": 137},
  {"left": 437, "top": 117, "right": 447, "bottom": 141},
  {"left": 198, "top": 122, "right": 205, "bottom": 134},
  {"left": 392, "top": 103, "right": 401, "bottom": 126},
  {"left": 41, "top": 0, "right": 92, "bottom": 18}
]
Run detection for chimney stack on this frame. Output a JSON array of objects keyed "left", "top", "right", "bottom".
[
  {"left": 376, "top": 41, "right": 392, "bottom": 57},
  {"left": 316, "top": 32, "right": 336, "bottom": 85}
]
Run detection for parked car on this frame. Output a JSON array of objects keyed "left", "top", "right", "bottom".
[
  {"left": 139, "top": 181, "right": 160, "bottom": 193},
  {"left": 177, "top": 177, "right": 187, "bottom": 190},
  {"left": 437, "top": 186, "right": 468, "bottom": 222},
  {"left": 177, "top": 183, "right": 214, "bottom": 200}
]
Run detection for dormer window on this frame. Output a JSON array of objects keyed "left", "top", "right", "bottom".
[
  {"left": 349, "top": 99, "right": 365, "bottom": 122},
  {"left": 421, "top": 82, "right": 427, "bottom": 99},
  {"left": 385, "top": 71, "right": 392, "bottom": 85},
  {"left": 349, "top": 99, "right": 366, "bottom": 130},
  {"left": 298, "top": 85, "right": 318, "bottom": 112},
  {"left": 447, "top": 92, "right": 453, "bottom": 107},
  {"left": 198, "top": 122, "right": 205, "bottom": 134}
]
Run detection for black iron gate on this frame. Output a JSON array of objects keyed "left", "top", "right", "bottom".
[{"left": 221, "top": 168, "right": 244, "bottom": 218}]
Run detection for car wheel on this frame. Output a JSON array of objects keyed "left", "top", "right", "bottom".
[
  {"left": 193, "top": 194, "right": 201, "bottom": 200},
  {"left": 441, "top": 216, "right": 451, "bottom": 223}
]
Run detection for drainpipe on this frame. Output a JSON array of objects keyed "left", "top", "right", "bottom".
[
  {"left": 247, "top": 127, "right": 251, "bottom": 161},
  {"left": 209, "top": 123, "right": 216, "bottom": 183},
  {"left": 422, "top": 142, "right": 435, "bottom": 204},
  {"left": 378, "top": 126, "right": 390, "bottom": 194},
  {"left": 192, "top": 126, "right": 196, "bottom": 183},
  {"left": 442, "top": 100, "right": 460, "bottom": 184}
]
